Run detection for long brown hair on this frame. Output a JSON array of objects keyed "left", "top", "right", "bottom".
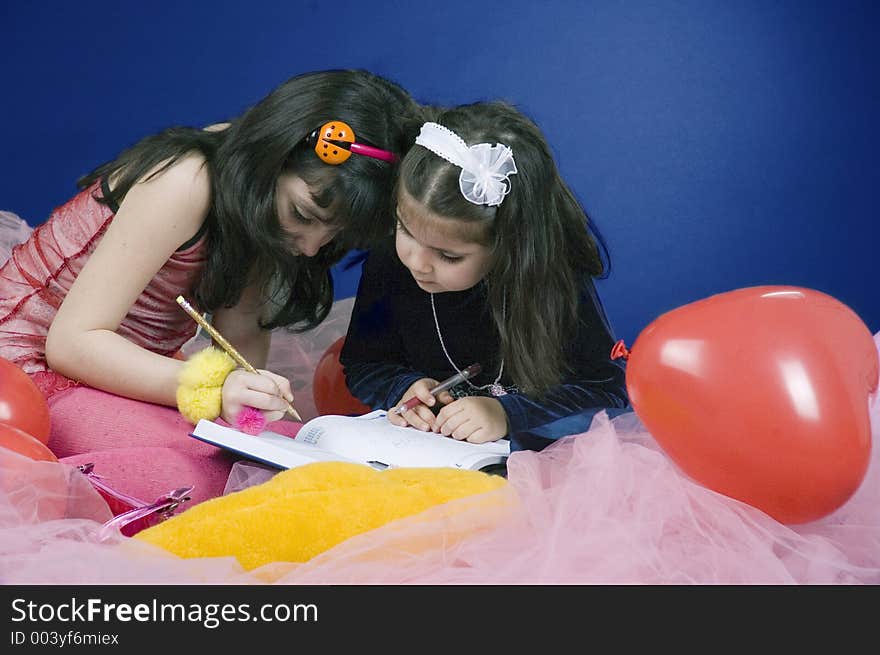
[
  {"left": 80, "top": 69, "right": 422, "bottom": 331},
  {"left": 398, "top": 101, "right": 604, "bottom": 394}
]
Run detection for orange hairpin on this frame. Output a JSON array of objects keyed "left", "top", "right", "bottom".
[{"left": 306, "top": 120, "right": 398, "bottom": 165}]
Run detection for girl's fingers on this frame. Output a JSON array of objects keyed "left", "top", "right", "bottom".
[
  {"left": 261, "top": 409, "right": 286, "bottom": 423},
  {"left": 387, "top": 409, "right": 408, "bottom": 427},
  {"left": 436, "top": 391, "right": 455, "bottom": 405},
  {"left": 464, "top": 427, "right": 490, "bottom": 443},
  {"left": 402, "top": 405, "right": 434, "bottom": 431},
  {"left": 437, "top": 412, "right": 468, "bottom": 438},
  {"left": 234, "top": 387, "right": 290, "bottom": 412},
  {"left": 252, "top": 370, "right": 294, "bottom": 402},
  {"left": 451, "top": 420, "right": 478, "bottom": 441},
  {"left": 415, "top": 405, "right": 437, "bottom": 429},
  {"left": 388, "top": 398, "right": 435, "bottom": 431},
  {"left": 433, "top": 401, "right": 464, "bottom": 432}
]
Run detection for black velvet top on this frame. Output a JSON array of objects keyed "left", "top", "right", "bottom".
[{"left": 339, "top": 247, "right": 630, "bottom": 450}]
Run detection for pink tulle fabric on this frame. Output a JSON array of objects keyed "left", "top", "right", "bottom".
[
  {"left": 0, "top": 448, "right": 256, "bottom": 584},
  {"left": 0, "top": 183, "right": 206, "bottom": 376},
  {"left": 1, "top": 334, "right": 878, "bottom": 585}
]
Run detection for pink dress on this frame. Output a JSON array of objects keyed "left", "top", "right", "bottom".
[
  {"left": 0, "top": 181, "right": 281, "bottom": 508},
  {"left": 0, "top": 180, "right": 206, "bottom": 397}
]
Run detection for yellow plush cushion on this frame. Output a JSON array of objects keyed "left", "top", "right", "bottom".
[{"left": 135, "top": 461, "right": 507, "bottom": 570}]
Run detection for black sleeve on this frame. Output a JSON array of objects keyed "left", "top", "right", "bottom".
[
  {"left": 497, "top": 276, "right": 629, "bottom": 435},
  {"left": 339, "top": 248, "right": 428, "bottom": 410}
]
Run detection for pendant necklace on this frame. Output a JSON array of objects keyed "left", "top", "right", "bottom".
[{"left": 430, "top": 292, "right": 509, "bottom": 397}]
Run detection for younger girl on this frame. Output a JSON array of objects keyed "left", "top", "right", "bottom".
[
  {"left": 0, "top": 69, "right": 420, "bottom": 502},
  {"left": 340, "top": 101, "right": 629, "bottom": 452}
]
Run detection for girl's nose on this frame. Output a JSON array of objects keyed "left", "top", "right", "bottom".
[
  {"left": 299, "top": 229, "right": 334, "bottom": 257},
  {"left": 404, "top": 246, "right": 432, "bottom": 275}
]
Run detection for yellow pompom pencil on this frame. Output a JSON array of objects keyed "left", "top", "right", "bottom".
[{"left": 176, "top": 295, "right": 302, "bottom": 422}]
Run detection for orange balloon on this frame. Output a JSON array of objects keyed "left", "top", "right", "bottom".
[
  {"left": 0, "top": 422, "right": 58, "bottom": 462},
  {"left": 0, "top": 357, "right": 51, "bottom": 444},
  {"left": 624, "top": 286, "right": 877, "bottom": 525},
  {"left": 313, "top": 337, "right": 371, "bottom": 416}
]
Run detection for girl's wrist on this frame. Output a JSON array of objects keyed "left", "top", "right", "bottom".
[{"left": 176, "top": 347, "right": 237, "bottom": 424}]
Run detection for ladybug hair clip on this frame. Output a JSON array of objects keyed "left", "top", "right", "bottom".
[{"left": 305, "top": 120, "right": 398, "bottom": 165}]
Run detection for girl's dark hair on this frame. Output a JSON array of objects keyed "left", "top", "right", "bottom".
[
  {"left": 79, "top": 69, "right": 420, "bottom": 331},
  {"left": 398, "top": 101, "right": 604, "bottom": 395}
]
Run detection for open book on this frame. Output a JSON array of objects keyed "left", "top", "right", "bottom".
[{"left": 190, "top": 410, "right": 510, "bottom": 472}]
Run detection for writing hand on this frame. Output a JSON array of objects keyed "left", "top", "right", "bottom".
[
  {"left": 388, "top": 378, "right": 454, "bottom": 431},
  {"left": 221, "top": 369, "right": 294, "bottom": 424}
]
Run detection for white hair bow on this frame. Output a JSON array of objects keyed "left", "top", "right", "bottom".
[{"left": 415, "top": 122, "right": 517, "bottom": 207}]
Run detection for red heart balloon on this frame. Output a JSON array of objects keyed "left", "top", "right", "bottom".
[
  {"left": 624, "top": 286, "right": 877, "bottom": 524},
  {"left": 0, "top": 422, "right": 57, "bottom": 462},
  {"left": 0, "top": 357, "right": 51, "bottom": 444},
  {"left": 313, "top": 337, "right": 371, "bottom": 417}
]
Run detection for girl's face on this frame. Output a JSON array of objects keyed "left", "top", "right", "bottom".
[
  {"left": 275, "top": 173, "right": 342, "bottom": 257},
  {"left": 395, "top": 186, "right": 494, "bottom": 293}
]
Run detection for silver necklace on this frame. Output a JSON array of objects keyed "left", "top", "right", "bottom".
[{"left": 430, "top": 292, "right": 508, "bottom": 397}]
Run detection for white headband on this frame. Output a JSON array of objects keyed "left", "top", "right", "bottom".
[{"left": 414, "top": 122, "right": 517, "bottom": 207}]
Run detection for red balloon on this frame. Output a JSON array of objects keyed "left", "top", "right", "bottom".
[
  {"left": 0, "top": 422, "right": 57, "bottom": 462},
  {"left": 313, "top": 337, "right": 371, "bottom": 416},
  {"left": 0, "top": 358, "right": 51, "bottom": 444},
  {"left": 623, "top": 286, "right": 877, "bottom": 525}
]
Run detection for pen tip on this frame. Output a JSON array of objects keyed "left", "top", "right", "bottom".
[{"left": 465, "top": 363, "right": 482, "bottom": 377}]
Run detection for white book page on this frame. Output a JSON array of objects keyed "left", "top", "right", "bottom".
[
  {"left": 295, "top": 410, "right": 510, "bottom": 469},
  {"left": 190, "top": 419, "right": 360, "bottom": 470}
]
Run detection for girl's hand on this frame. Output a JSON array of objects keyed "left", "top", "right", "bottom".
[
  {"left": 220, "top": 368, "right": 294, "bottom": 425},
  {"left": 388, "top": 378, "right": 455, "bottom": 431},
  {"left": 433, "top": 396, "right": 509, "bottom": 443}
]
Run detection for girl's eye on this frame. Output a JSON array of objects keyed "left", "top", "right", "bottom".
[
  {"left": 291, "top": 206, "right": 314, "bottom": 225},
  {"left": 396, "top": 219, "right": 462, "bottom": 262}
]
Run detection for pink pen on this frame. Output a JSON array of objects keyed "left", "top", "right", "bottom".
[{"left": 392, "top": 363, "right": 482, "bottom": 416}]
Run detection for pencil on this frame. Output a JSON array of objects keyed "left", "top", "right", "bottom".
[{"left": 175, "top": 295, "right": 303, "bottom": 421}]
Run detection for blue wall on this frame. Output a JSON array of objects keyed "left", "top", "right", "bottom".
[{"left": 2, "top": 0, "right": 877, "bottom": 343}]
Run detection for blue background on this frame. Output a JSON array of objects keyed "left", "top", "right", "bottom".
[{"left": 2, "top": 0, "right": 877, "bottom": 344}]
